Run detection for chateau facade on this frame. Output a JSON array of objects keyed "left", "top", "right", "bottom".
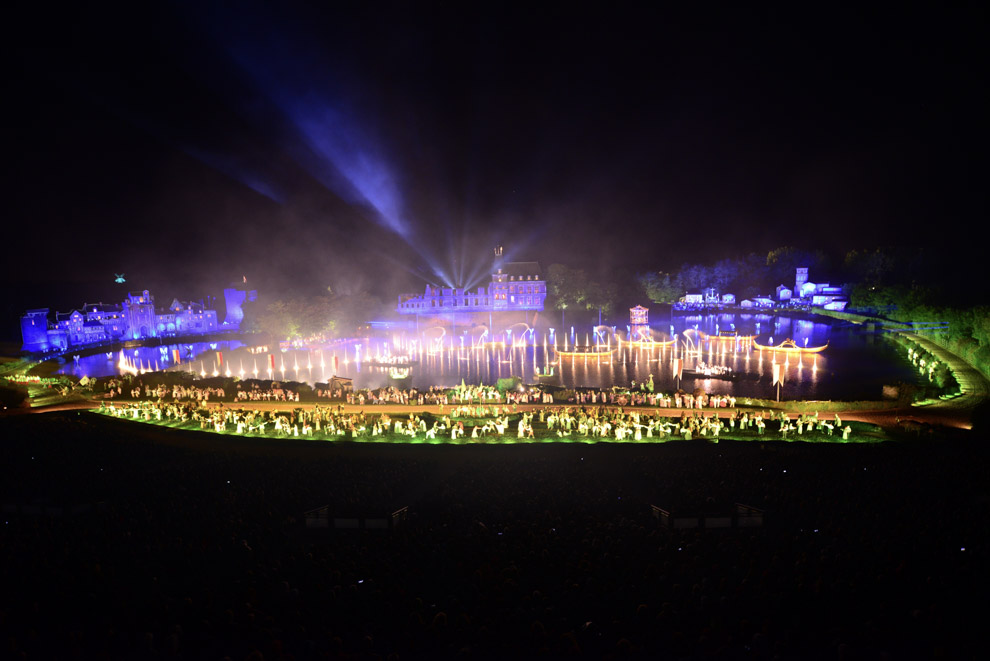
[{"left": 397, "top": 249, "right": 546, "bottom": 317}]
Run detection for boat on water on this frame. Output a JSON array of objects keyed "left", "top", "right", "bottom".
[
  {"left": 553, "top": 345, "right": 617, "bottom": 357},
  {"left": 680, "top": 369, "right": 756, "bottom": 382},
  {"left": 364, "top": 356, "right": 419, "bottom": 368},
  {"left": 751, "top": 337, "right": 828, "bottom": 353},
  {"left": 681, "top": 363, "right": 757, "bottom": 382}
]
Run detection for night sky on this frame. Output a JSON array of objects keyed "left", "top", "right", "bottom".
[{"left": 5, "top": 2, "right": 986, "bottom": 336}]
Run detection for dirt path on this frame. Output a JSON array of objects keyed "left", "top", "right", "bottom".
[{"left": 9, "top": 394, "right": 971, "bottom": 431}]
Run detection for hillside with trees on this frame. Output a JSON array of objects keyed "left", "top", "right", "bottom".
[{"left": 631, "top": 246, "right": 990, "bottom": 378}]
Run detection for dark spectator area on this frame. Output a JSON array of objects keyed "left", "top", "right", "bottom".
[{"left": 1, "top": 412, "right": 987, "bottom": 659}]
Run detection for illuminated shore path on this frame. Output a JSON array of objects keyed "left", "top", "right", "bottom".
[{"left": 899, "top": 332, "right": 990, "bottom": 414}]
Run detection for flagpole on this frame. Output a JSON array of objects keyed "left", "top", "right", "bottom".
[{"left": 772, "top": 362, "right": 782, "bottom": 402}]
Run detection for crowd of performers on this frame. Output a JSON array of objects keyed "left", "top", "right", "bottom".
[
  {"left": 102, "top": 400, "right": 404, "bottom": 438},
  {"left": 344, "top": 383, "right": 554, "bottom": 407},
  {"left": 345, "top": 384, "right": 740, "bottom": 409},
  {"left": 101, "top": 378, "right": 298, "bottom": 404},
  {"left": 99, "top": 390, "right": 855, "bottom": 441},
  {"left": 99, "top": 377, "right": 751, "bottom": 412}
]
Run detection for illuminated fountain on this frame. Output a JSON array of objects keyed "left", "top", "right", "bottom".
[
  {"left": 102, "top": 302, "right": 900, "bottom": 401},
  {"left": 507, "top": 322, "right": 533, "bottom": 348},
  {"left": 117, "top": 350, "right": 139, "bottom": 376},
  {"left": 554, "top": 325, "right": 617, "bottom": 358}
]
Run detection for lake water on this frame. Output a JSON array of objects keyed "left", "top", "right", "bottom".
[
  {"left": 57, "top": 340, "right": 249, "bottom": 379},
  {"left": 58, "top": 313, "right": 923, "bottom": 401}
]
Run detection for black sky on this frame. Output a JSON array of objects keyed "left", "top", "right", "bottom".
[{"left": 4, "top": 1, "right": 986, "bottom": 335}]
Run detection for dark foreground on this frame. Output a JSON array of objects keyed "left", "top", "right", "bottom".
[{"left": 1, "top": 413, "right": 987, "bottom": 660}]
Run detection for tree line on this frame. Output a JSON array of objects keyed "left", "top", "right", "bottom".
[
  {"left": 244, "top": 290, "right": 382, "bottom": 341},
  {"left": 635, "top": 247, "right": 832, "bottom": 304}
]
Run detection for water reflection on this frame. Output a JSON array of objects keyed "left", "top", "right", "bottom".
[
  {"left": 58, "top": 313, "right": 922, "bottom": 401},
  {"left": 57, "top": 340, "right": 247, "bottom": 379}
]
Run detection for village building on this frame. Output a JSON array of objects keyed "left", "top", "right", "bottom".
[
  {"left": 18, "top": 287, "right": 253, "bottom": 353},
  {"left": 789, "top": 268, "right": 848, "bottom": 310}
]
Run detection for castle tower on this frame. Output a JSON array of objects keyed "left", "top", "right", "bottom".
[
  {"left": 795, "top": 267, "right": 809, "bottom": 293},
  {"left": 21, "top": 309, "right": 51, "bottom": 352},
  {"left": 123, "top": 290, "right": 156, "bottom": 339},
  {"left": 222, "top": 280, "right": 258, "bottom": 329}
]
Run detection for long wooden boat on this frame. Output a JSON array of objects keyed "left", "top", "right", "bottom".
[{"left": 751, "top": 338, "right": 828, "bottom": 353}]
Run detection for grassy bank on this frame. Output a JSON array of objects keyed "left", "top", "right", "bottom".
[{"left": 94, "top": 407, "right": 890, "bottom": 444}]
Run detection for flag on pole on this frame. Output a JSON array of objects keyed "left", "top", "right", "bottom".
[
  {"left": 269, "top": 354, "right": 276, "bottom": 371},
  {"left": 772, "top": 363, "right": 784, "bottom": 386},
  {"left": 173, "top": 348, "right": 181, "bottom": 364},
  {"left": 217, "top": 351, "right": 223, "bottom": 367},
  {"left": 672, "top": 357, "right": 683, "bottom": 380}
]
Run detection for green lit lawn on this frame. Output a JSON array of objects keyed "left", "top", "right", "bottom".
[{"left": 93, "top": 409, "right": 891, "bottom": 444}]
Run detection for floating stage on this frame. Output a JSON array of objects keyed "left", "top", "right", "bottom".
[
  {"left": 621, "top": 337, "right": 676, "bottom": 349},
  {"left": 680, "top": 368, "right": 758, "bottom": 382},
  {"left": 363, "top": 358, "right": 419, "bottom": 368},
  {"left": 552, "top": 345, "right": 618, "bottom": 357}
]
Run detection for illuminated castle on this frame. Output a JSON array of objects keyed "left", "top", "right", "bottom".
[
  {"left": 396, "top": 247, "right": 546, "bottom": 317},
  {"left": 20, "top": 286, "right": 254, "bottom": 353}
]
